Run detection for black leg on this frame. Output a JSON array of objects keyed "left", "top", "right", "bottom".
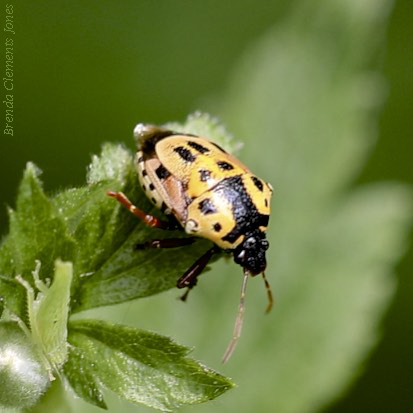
[
  {"left": 179, "top": 283, "right": 196, "bottom": 302},
  {"left": 177, "top": 247, "right": 218, "bottom": 293},
  {"left": 134, "top": 237, "right": 196, "bottom": 250}
]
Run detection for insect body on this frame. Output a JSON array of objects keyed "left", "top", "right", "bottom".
[{"left": 108, "top": 123, "right": 273, "bottom": 362}]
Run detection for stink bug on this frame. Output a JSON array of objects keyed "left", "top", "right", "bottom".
[{"left": 108, "top": 123, "right": 273, "bottom": 362}]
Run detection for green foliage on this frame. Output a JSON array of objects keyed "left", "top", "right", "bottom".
[
  {"left": 0, "top": 114, "right": 235, "bottom": 411},
  {"left": 25, "top": 380, "right": 72, "bottom": 413},
  {"left": 16, "top": 260, "right": 73, "bottom": 376},
  {"left": 8, "top": 163, "right": 76, "bottom": 283},
  {"left": 0, "top": 322, "right": 50, "bottom": 409},
  {"left": 65, "top": 320, "right": 232, "bottom": 412}
]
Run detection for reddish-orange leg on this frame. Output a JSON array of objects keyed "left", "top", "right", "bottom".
[
  {"left": 107, "top": 191, "right": 176, "bottom": 230},
  {"left": 108, "top": 191, "right": 215, "bottom": 302}
]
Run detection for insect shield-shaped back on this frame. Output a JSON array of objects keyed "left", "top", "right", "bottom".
[{"left": 108, "top": 122, "right": 274, "bottom": 363}]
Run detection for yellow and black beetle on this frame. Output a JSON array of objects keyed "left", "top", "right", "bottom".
[{"left": 108, "top": 123, "right": 273, "bottom": 361}]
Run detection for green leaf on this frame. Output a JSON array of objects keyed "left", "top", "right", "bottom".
[
  {"left": 0, "top": 275, "right": 26, "bottom": 322},
  {"left": 24, "top": 380, "right": 71, "bottom": 413},
  {"left": 7, "top": 163, "right": 76, "bottom": 283},
  {"left": 17, "top": 260, "right": 73, "bottom": 373},
  {"left": 64, "top": 320, "right": 234, "bottom": 411},
  {"left": 0, "top": 238, "right": 15, "bottom": 279},
  {"left": 0, "top": 321, "right": 50, "bottom": 409}
]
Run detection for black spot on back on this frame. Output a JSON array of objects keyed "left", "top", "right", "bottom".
[
  {"left": 161, "top": 202, "right": 168, "bottom": 213},
  {"left": 198, "top": 198, "right": 217, "bottom": 215},
  {"left": 151, "top": 197, "right": 157, "bottom": 204},
  {"left": 251, "top": 176, "right": 264, "bottom": 191},
  {"left": 187, "top": 141, "right": 210, "bottom": 154},
  {"left": 199, "top": 169, "right": 211, "bottom": 182},
  {"left": 217, "top": 161, "right": 234, "bottom": 171},
  {"left": 149, "top": 183, "right": 155, "bottom": 191},
  {"left": 174, "top": 146, "right": 196, "bottom": 162},
  {"left": 213, "top": 222, "right": 222, "bottom": 232},
  {"left": 155, "top": 164, "right": 171, "bottom": 180},
  {"left": 142, "top": 169, "right": 147, "bottom": 177}
]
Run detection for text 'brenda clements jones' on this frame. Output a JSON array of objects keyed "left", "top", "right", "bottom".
[{"left": 4, "top": 3, "right": 14, "bottom": 136}]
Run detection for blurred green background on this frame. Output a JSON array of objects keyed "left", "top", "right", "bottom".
[{"left": 1, "top": 0, "right": 412, "bottom": 412}]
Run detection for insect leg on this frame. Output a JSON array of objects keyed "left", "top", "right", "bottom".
[
  {"left": 262, "top": 271, "right": 274, "bottom": 313},
  {"left": 177, "top": 246, "right": 218, "bottom": 300},
  {"left": 107, "top": 191, "right": 175, "bottom": 230},
  {"left": 134, "top": 237, "right": 196, "bottom": 250}
]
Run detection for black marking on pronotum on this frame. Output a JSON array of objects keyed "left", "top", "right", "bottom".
[
  {"left": 139, "top": 127, "right": 177, "bottom": 155},
  {"left": 213, "top": 222, "right": 222, "bottom": 232},
  {"left": 212, "top": 175, "right": 269, "bottom": 244},
  {"left": 251, "top": 176, "right": 264, "bottom": 192},
  {"left": 265, "top": 199, "right": 268, "bottom": 207},
  {"left": 199, "top": 169, "right": 211, "bottom": 182},
  {"left": 258, "top": 214, "right": 269, "bottom": 227},
  {"left": 187, "top": 140, "right": 210, "bottom": 154},
  {"left": 217, "top": 161, "right": 234, "bottom": 171},
  {"left": 198, "top": 199, "right": 217, "bottom": 215},
  {"left": 174, "top": 146, "right": 196, "bottom": 163},
  {"left": 149, "top": 183, "right": 155, "bottom": 191},
  {"left": 155, "top": 164, "right": 171, "bottom": 180},
  {"left": 211, "top": 142, "right": 228, "bottom": 154}
]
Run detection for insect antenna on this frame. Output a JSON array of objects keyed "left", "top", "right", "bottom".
[
  {"left": 262, "top": 271, "right": 274, "bottom": 313},
  {"left": 222, "top": 269, "right": 249, "bottom": 364}
]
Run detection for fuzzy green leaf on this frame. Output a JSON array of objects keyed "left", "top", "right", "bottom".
[
  {"left": 24, "top": 380, "right": 71, "bottom": 413},
  {"left": 18, "top": 260, "right": 73, "bottom": 372},
  {"left": 0, "top": 276, "right": 26, "bottom": 323},
  {"left": 0, "top": 164, "right": 75, "bottom": 321},
  {"left": 6, "top": 163, "right": 76, "bottom": 283},
  {"left": 0, "top": 321, "right": 50, "bottom": 409},
  {"left": 0, "top": 239, "right": 14, "bottom": 280},
  {"left": 64, "top": 320, "right": 234, "bottom": 411}
]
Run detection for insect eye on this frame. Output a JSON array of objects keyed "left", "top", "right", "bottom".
[
  {"left": 237, "top": 250, "right": 246, "bottom": 260},
  {"left": 261, "top": 240, "right": 269, "bottom": 250},
  {"left": 244, "top": 237, "right": 256, "bottom": 248}
]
